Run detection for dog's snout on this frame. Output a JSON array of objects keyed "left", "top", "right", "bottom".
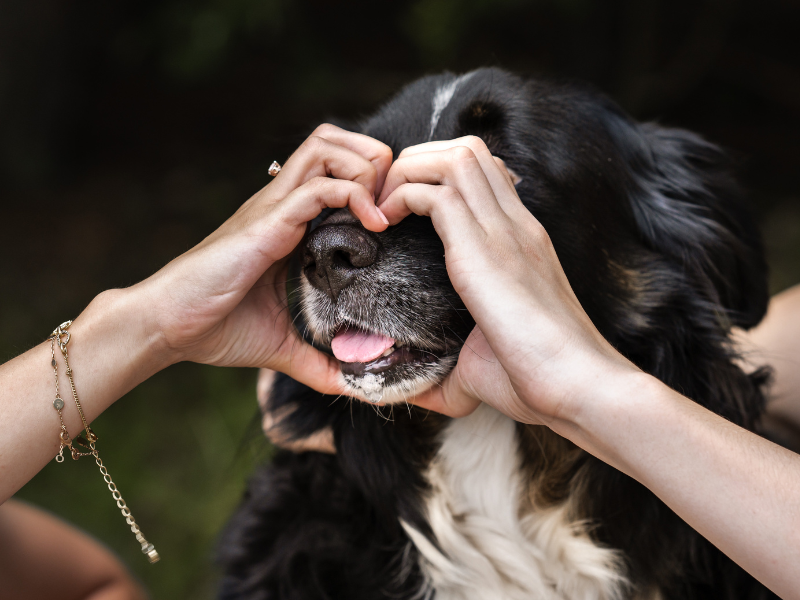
[{"left": 303, "top": 225, "right": 379, "bottom": 299}]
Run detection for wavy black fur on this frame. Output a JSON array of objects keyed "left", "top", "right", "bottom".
[{"left": 219, "top": 68, "right": 775, "bottom": 599}]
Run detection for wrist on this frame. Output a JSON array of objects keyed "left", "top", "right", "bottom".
[
  {"left": 548, "top": 366, "right": 667, "bottom": 474},
  {"left": 107, "top": 282, "right": 178, "bottom": 370},
  {"left": 73, "top": 287, "right": 173, "bottom": 406}
]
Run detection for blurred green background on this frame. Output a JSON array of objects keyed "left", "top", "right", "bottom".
[{"left": 2, "top": 0, "right": 799, "bottom": 598}]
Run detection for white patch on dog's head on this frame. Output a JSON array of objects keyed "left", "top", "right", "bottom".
[{"left": 429, "top": 72, "right": 476, "bottom": 141}]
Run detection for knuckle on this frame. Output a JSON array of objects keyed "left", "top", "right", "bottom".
[
  {"left": 301, "top": 135, "right": 329, "bottom": 154},
  {"left": 363, "top": 161, "right": 378, "bottom": 180},
  {"left": 312, "top": 123, "right": 339, "bottom": 137},
  {"left": 306, "top": 176, "right": 330, "bottom": 191},
  {"left": 462, "top": 135, "right": 489, "bottom": 154},
  {"left": 529, "top": 222, "right": 552, "bottom": 246},
  {"left": 376, "top": 142, "right": 394, "bottom": 163},
  {"left": 392, "top": 154, "right": 411, "bottom": 171},
  {"left": 437, "top": 185, "right": 462, "bottom": 205},
  {"left": 331, "top": 179, "right": 362, "bottom": 198},
  {"left": 449, "top": 145, "right": 478, "bottom": 165},
  {"left": 377, "top": 140, "right": 393, "bottom": 155}
]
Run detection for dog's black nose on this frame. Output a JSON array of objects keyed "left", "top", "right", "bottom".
[{"left": 303, "top": 225, "right": 379, "bottom": 299}]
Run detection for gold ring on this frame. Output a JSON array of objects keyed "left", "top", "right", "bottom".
[{"left": 268, "top": 161, "right": 282, "bottom": 176}]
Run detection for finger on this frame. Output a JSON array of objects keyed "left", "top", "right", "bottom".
[
  {"left": 493, "top": 156, "right": 523, "bottom": 186},
  {"left": 408, "top": 378, "right": 481, "bottom": 418},
  {"left": 396, "top": 136, "right": 525, "bottom": 218},
  {"left": 378, "top": 183, "right": 483, "bottom": 247},
  {"left": 276, "top": 177, "right": 388, "bottom": 233},
  {"left": 377, "top": 146, "right": 509, "bottom": 226},
  {"left": 490, "top": 156, "right": 528, "bottom": 220},
  {"left": 493, "top": 156, "right": 516, "bottom": 188},
  {"left": 273, "top": 335, "right": 348, "bottom": 397},
  {"left": 310, "top": 124, "right": 393, "bottom": 195},
  {"left": 269, "top": 135, "right": 381, "bottom": 199}
]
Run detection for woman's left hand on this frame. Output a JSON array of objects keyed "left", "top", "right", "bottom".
[{"left": 136, "top": 125, "right": 392, "bottom": 392}]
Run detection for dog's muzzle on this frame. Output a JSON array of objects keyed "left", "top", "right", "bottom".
[{"left": 299, "top": 219, "right": 457, "bottom": 403}]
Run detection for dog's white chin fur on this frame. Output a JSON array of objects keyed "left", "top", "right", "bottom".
[{"left": 341, "top": 355, "right": 456, "bottom": 405}]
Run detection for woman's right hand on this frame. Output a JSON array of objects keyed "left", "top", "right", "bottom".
[{"left": 376, "top": 135, "right": 640, "bottom": 426}]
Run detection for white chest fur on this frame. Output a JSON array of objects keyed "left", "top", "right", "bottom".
[{"left": 402, "top": 405, "right": 627, "bottom": 600}]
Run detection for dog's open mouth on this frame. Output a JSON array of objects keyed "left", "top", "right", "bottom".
[
  {"left": 296, "top": 213, "right": 471, "bottom": 405},
  {"left": 331, "top": 327, "right": 440, "bottom": 376},
  {"left": 330, "top": 326, "right": 442, "bottom": 403}
]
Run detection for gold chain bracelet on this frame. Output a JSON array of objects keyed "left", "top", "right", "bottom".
[{"left": 49, "top": 320, "right": 160, "bottom": 564}]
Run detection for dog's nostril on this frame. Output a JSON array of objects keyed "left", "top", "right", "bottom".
[
  {"left": 303, "top": 224, "right": 379, "bottom": 299},
  {"left": 332, "top": 250, "right": 353, "bottom": 269}
]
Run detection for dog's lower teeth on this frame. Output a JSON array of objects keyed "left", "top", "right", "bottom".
[{"left": 381, "top": 346, "right": 395, "bottom": 357}]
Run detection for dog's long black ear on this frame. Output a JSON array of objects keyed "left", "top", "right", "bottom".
[{"left": 614, "top": 120, "right": 769, "bottom": 329}]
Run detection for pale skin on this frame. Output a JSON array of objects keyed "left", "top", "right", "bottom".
[
  {"left": 0, "top": 127, "right": 798, "bottom": 599},
  {"left": 736, "top": 284, "right": 800, "bottom": 445}
]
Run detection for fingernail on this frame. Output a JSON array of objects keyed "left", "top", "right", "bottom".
[{"left": 376, "top": 206, "right": 390, "bottom": 226}]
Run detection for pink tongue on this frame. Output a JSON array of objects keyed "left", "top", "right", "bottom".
[{"left": 331, "top": 328, "right": 395, "bottom": 363}]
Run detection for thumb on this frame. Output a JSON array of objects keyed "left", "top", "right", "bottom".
[
  {"left": 274, "top": 338, "right": 347, "bottom": 397},
  {"left": 410, "top": 366, "right": 481, "bottom": 418}
]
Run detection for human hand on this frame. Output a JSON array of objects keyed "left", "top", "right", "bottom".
[
  {"left": 136, "top": 125, "right": 392, "bottom": 392},
  {"left": 377, "top": 136, "right": 639, "bottom": 426}
]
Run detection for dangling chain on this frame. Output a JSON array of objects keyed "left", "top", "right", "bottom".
[{"left": 49, "top": 320, "right": 160, "bottom": 564}]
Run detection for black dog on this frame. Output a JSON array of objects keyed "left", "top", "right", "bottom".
[{"left": 218, "top": 68, "right": 774, "bottom": 600}]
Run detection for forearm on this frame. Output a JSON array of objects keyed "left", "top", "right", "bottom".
[
  {"left": 0, "top": 127, "right": 391, "bottom": 504},
  {"left": 0, "top": 500, "right": 149, "bottom": 600},
  {"left": 0, "top": 286, "right": 170, "bottom": 503},
  {"left": 561, "top": 370, "right": 800, "bottom": 600}
]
